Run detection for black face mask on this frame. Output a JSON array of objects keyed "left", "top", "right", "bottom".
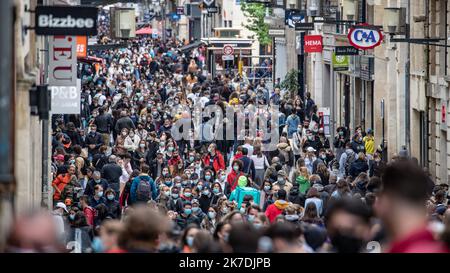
[{"left": 330, "top": 231, "right": 365, "bottom": 253}]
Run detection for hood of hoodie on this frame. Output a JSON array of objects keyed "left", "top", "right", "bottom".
[{"left": 274, "top": 200, "right": 290, "bottom": 210}]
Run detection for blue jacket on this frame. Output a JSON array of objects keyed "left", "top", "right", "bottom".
[
  {"left": 286, "top": 114, "right": 300, "bottom": 138},
  {"left": 130, "top": 175, "right": 158, "bottom": 203}
]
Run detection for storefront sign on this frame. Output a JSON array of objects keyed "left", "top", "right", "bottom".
[
  {"left": 176, "top": 6, "right": 185, "bottom": 15},
  {"left": 335, "top": 46, "right": 359, "bottom": 56},
  {"left": 285, "top": 9, "right": 306, "bottom": 28},
  {"left": 442, "top": 101, "right": 447, "bottom": 131},
  {"left": 223, "top": 44, "right": 234, "bottom": 55},
  {"left": 332, "top": 53, "right": 349, "bottom": 71},
  {"left": 49, "top": 35, "right": 79, "bottom": 114},
  {"left": 268, "top": 29, "right": 285, "bottom": 37},
  {"left": 348, "top": 25, "right": 383, "bottom": 50},
  {"left": 295, "top": 22, "right": 314, "bottom": 31},
  {"left": 304, "top": 35, "right": 323, "bottom": 53},
  {"left": 35, "top": 5, "right": 98, "bottom": 36},
  {"left": 76, "top": 36, "right": 87, "bottom": 58},
  {"left": 51, "top": 81, "right": 81, "bottom": 115}
]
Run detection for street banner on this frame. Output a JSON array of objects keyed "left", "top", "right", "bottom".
[
  {"left": 285, "top": 9, "right": 306, "bottom": 28},
  {"left": 35, "top": 5, "right": 98, "bottom": 36},
  {"left": 304, "top": 35, "right": 323, "bottom": 53}
]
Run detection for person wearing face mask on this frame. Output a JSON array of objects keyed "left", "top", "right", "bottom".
[
  {"left": 225, "top": 160, "right": 244, "bottom": 196},
  {"left": 351, "top": 131, "right": 366, "bottom": 155},
  {"left": 202, "top": 143, "right": 225, "bottom": 174},
  {"left": 201, "top": 207, "right": 219, "bottom": 234},
  {"left": 197, "top": 184, "right": 212, "bottom": 213},
  {"left": 150, "top": 152, "right": 167, "bottom": 180},
  {"left": 167, "top": 188, "right": 183, "bottom": 213},
  {"left": 89, "top": 184, "right": 106, "bottom": 207},
  {"left": 273, "top": 170, "right": 293, "bottom": 193},
  {"left": 210, "top": 182, "right": 225, "bottom": 207},
  {"left": 181, "top": 187, "right": 194, "bottom": 202},
  {"left": 191, "top": 199, "right": 206, "bottom": 220},
  {"left": 334, "top": 127, "right": 348, "bottom": 161},
  {"left": 85, "top": 125, "right": 104, "bottom": 159},
  {"left": 176, "top": 202, "right": 201, "bottom": 230},
  {"left": 302, "top": 129, "right": 320, "bottom": 153},
  {"left": 156, "top": 185, "right": 171, "bottom": 207},
  {"left": 114, "top": 128, "right": 129, "bottom": 155},
  {"left": 132, "top": 140, "right": 147, "bottom": 169},
  {"left": 124, "top": 129, "right": 141, "bottom": 153},
  {"left": 104, "top": 189, "right": 121, "bottom": 219}
]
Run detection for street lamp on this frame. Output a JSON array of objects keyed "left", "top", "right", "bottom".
[
  {"left": 383, "top": 7, "right": 402, "bottom": 35},
  {"left": 342, "top": 0, "right": 357, "bottom": 21}
]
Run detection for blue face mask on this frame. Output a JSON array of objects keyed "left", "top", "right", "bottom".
[
  {"left": 97, "top": 191, "right": 104, "bottom": 198},
  {"left": 197, "top": 185, "right": 203, "bottom": 191},
  {"left": 92, "top": 237, "right": 105, "bottom": 253},
  {"left": 69, "top": 214, "right": 75, "bottom": 221},
  {"left": 184, "top": 208, "right": 192, "bottom": 215},
  {"left": 192, "top": 207, "right": 200, "bottom": 213},
  {"left": 247, "top": 215, "right": 255, "bottom": 222},
  {"left": 264, "top": 186, "right": 271, "bottom": 192},
  {"left": 186, "top": 236, "right": 194, "bottom": 247},
  {"left": 165, "top": 181, "right": 173, "bottom": 187},
  {"left": 213, "top": 188, "right": 220, "bottom": 194},
  {"left": 204, "top": 175, "right": 211, "bottom": 181},
  {"left": 203, "top": 190, "right": 210, "bottom": 196},
  {"left": 171, "top": 193, "right": 179, "bottom": 199},
  {"left": 184, "top": 192, "right": 192, "bottom": 197},
  {"left": 208, "top": 211, "right": 216, "bottom": 219},
  {"left": 107, "top": 194, "right": 114, "bottom": 201}
]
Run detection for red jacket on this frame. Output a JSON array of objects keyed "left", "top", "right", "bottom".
[
  {"left": 227, "top": 170, "right": 244, "bottom": 192},
  {"left": 202, "top": 152, "right": 225, "bottom": 173},
  {"left": 83, "top": 206, "right": 95, "bottom": 226},
  {"left": 389, "top": 227, "right": 449, "bottom": 253},
  {"left": 265, "top": 200, "right": 290, "bottom": 223}
]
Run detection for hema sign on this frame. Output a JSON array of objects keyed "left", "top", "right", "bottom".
[{"left": 35, "top": 5, "right": 98, "bottom": 36}]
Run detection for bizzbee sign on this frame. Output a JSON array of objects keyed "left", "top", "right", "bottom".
[
  {"left": 348, "top": 24, "right": 383, "bottom": 50},
  {"left": 35, "top": 6, "right": 98, "bottom": 36}
]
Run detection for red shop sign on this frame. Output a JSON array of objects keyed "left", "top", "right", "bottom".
[{"left": 304, "top": 35, "right": 323, "bottom": 53}]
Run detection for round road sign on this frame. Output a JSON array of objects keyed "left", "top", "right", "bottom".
[{"left": 223, "top": 44, "right": 234, "bottom": 56}]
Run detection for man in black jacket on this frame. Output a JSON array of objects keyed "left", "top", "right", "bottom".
[
  {"left": 101, "top": 155, "right": 123, "bottom": 199},
  {"left": 84, "top": 170, "right": 109, "bottom": 198},
  {"left": 150, "top": 152, "right": 167, "bottom": 179},
  {"left": 94, "top": 106, "right": 113, "bottom": 146},
  {"left": 114, "top": 110, "right": 136, "bottom": 136},
  {"left": 240, "top": 147, "right": 256, "bottom": 182},
  {"left": 104, "top": 188, "right": 122, "bottom": 219},
  {"left": 84, "top": 124, "right": 103, "bottom": 160}
]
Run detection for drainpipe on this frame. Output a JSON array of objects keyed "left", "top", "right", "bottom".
[{"left": 405, "top": 0, "right": 411, "bottom": 155}]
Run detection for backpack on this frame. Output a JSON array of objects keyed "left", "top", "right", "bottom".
[
  {"left": 136, "top": 177, "right": 152, "bottom": 202},
  {"left": 235, "top": 187, "right": 260, "bottom": 207},
  {"left": 345, "top": 152, "right": 356, "bottom": 176}
]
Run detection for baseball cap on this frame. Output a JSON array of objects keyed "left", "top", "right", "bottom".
[
  {"left": 56, "top": 202, "right": 68, "bottom": 213},
  {"left": 277, "top": 170, "right": 287, "bottom": 177},
  {"left": 306, "top": 147, "right": 316, "bottom": 153}
]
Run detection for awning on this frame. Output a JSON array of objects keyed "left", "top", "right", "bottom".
[
  {"left": 136, "top": 27, "right": 154, "bottom": 35},
  {"left": 178, "top": 41, "right": 205, "bottom": 52}
]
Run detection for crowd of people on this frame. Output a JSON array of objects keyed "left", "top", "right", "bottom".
[{"left": 5, "top": 31, "right": 450, "bottom": 253}]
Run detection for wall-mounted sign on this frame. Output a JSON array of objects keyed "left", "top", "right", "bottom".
[
  {"left": 335, "top": 46, "right": 359, "bottom": 56},
  {"left": 76, "top": 36, "right": 87, "bottom": 58},
  {"left": 207, "top": 6, "right": 219, "bottom": 13},
  {"left": 441, "top": 101, "right": 447, "bottom": 131},
  {"left": 348, "top": 25, "right": 383, "bottom": 50},
  {"left": 269, "top": 29, "right": 285, "bottom": 37},
  {"left": 35, "top": 5, "right": 98, "bottom": 36},
  {"left": 332, "top": 53, "right": 349, "bottom": 71},
  {"left": 49, "top": 35, "right": 80, "bottom": 114},
  {"left": 295, "top": 22, "right": 314, "bottom": 31},
  {"left": 304, "top": 35, "right": 323, "bottom": 53},
  {"left": 285, "top": 9, "right": 306, "bottom": 28}
]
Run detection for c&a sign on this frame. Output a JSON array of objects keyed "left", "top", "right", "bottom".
[{"left": 348, "top": 24, "right": 383, "bottom": 50}]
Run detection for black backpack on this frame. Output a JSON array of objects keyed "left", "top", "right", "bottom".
[
  {"left": 345, "top": 152, "right": 356, "bottom": 176},
  {"left": 136, "top": 177, "right": 152, "bottom": 202}
]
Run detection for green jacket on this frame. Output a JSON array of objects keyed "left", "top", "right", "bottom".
[{"left": 296, "top": 176, "right": 310, "bottom": 195}]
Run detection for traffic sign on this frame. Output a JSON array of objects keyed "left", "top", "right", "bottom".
[
  {"left": 223, "top": 44, "right": 234, "bottom": 56},
  {"left": 222, "top": 55, "right": 234, "bottom": 61}
]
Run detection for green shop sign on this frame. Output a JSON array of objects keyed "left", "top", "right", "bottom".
[{"left": 332, "top": 53, "right": 349, "bottom": 71}]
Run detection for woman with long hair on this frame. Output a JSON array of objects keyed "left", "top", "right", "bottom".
[{"left": 316, "top": 162, "right": 330, "bottom": 186}]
